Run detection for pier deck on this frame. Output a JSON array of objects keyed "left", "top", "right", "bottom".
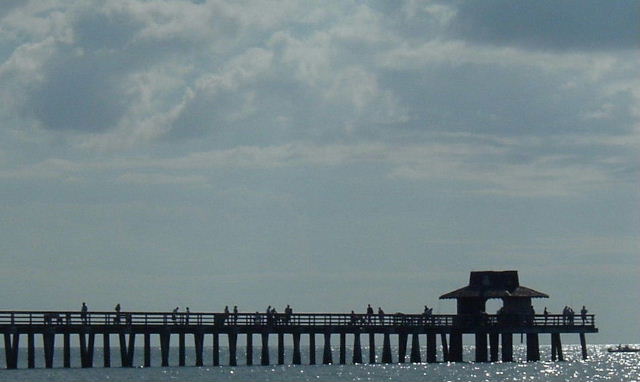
[{"left": 0, "top": 311, "right": 597, "bottom": 368}]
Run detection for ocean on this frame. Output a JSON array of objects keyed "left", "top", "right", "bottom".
[{"left": 0, "top": 344, "right": 637, "bottom": 381}]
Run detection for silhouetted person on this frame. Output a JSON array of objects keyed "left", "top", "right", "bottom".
[
  {"left": 172, "top": 307, "right": 179, "bottom": 324},
  {"left": 233, "top": 305, "right": 238, "bottom": 324},
  {"left": 378, "top": 307, "right": 384, "bottom": 325},
  {"left": 81, "top": 302, "right": 88, "bottom": 324},
  {"left": 284, "top": 305, "right": 292, "bottom": 323},
  {"left": 581, "top": 305, "right": 588, "bottom": 325},
  {"left": 350, "top": 310, "right": 357, "bottom": 325},
  {"left": 543, "top": 307, "right": 548, "bottom": 324},
  {"left": 186, "top": 307, "right": 191, "bottom": 325},
  {"left": 114, "top": 303, "right": 121, "bottom": 324},
  {"left": 366, "top": 304, "right": 373, "bottom": 324}
]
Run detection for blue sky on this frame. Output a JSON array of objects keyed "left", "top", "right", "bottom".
[{"left": 0, "top": 0, "right": 638, "bottom": 342}]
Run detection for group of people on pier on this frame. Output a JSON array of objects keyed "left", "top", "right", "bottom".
[
  {"left": 64, "top": 302, "right": 589, "bottom": 328},
  {"left": 560, "top": 305, "right": 589, "bottom": 325}
]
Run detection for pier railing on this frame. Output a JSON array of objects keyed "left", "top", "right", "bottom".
[{"left": 0, "top": 311, "right": 595, "bottom": 329}]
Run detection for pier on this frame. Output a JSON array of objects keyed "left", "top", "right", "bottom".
[{"left": 0, "top": 271, "right": 597, "bottom": 369}]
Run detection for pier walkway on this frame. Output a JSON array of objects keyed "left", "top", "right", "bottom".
[{"left": 0, "top": 310, "right": 597, "bottom": 368}]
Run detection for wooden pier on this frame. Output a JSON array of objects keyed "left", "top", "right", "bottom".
[
  {"left": 0, "top": 310, "right": 597, "bottom": 369},
  {"left": 0, "top": 271, "right": 598, "bottom": 369}
]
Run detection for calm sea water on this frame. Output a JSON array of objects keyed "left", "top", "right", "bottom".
[{"left": 0, "top": 344, "right": 637, "bottom": 381}]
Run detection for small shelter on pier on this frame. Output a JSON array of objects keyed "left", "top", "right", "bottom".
[{"left": 439, "top": 270, "right": 548, "bottom": 315}]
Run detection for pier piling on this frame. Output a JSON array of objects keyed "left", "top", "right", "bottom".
[
  {"left": 261, "top": 332, "right": 269, "bottom": 365},
  {"left": 426, "top": 333, "right": 436, "bottom": 363},
  {"left": 309, "top": 333, "right": 315, "bottom": 365},
  {"left": 322, "top": 332, "right": 332, "bottom": 364},
  {"left": 501, "top": 333, "right": 513, "bottom": 362},
  {"left": 382, "top": 332, "right": 392, "bottom": 363},
  {"left": 353, "top": 332, "right": 362, "bottom": 364},
  {"left": 475, "top": 332, "right": 488, "bottom": 362},
  {"left": 410, "top": 333, "right": 421, "bottom": 363}
]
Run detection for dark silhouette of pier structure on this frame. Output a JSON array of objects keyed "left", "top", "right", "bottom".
[{"left": 0, "top": 271, "right": 597, "bottom": 369}]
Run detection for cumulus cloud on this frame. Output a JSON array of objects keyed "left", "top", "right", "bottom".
[{"left": 0, "top": 0, "right": 637, "bottom": 195}]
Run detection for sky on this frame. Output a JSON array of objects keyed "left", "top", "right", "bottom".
[{"left": 0, "top": 0, "right": 638, "bottom": 343}]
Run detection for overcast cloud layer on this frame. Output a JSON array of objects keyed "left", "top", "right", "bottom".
[{"left": 0, "top": 0, "right": 638, "bottom": 342}]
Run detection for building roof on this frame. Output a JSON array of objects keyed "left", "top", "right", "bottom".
[{"left": 439, "top": 270, "right": 549, "bottom": 299}]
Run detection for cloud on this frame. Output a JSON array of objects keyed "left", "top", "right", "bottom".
[
  {"left": 116, "top": 172, "right": 208, "bottom": 186},
  {"left": 2, "top": 135, "right": 632, "bottom": 198},
  {"left": 447, "top": 0, "right": 640, "bottom": 51}
]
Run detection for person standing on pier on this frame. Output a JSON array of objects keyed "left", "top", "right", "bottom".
[
  {"left": 81, "top": 302, "right": 88, "bottom": 324},
  {"left": 284, "top": 305, "right": 292, "bottom": 323},
  {"left": 233, "top": 305, "right": 238, "bottom": 324},
  {"left": 544, "top": 307, "right": 548, "bottom": 324},
  {"left": 172, "top": 307, "right": 179, "bottom": 324},
  {"left": 377, "top": 307, "right": 385, "bottom": 325},
  {"left": 186, "top": 307, "right": 191, "bottom": 325},
  {"left": 581, "top": 305, "right": 588, "bottom": 325},
  {"left": 366, "top": 304, "right": 373, "bottom": 324},
  {"left": 114, "top": 303, "right": 121, "bottom": 324}
]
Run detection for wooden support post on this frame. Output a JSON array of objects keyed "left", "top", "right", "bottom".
[
  {"left": 179, "top": 332, "right": 186, "bottom": 366},
  {"left": 261, "top": 332, "right": 269, "bottom": 365},
  {"left": 79, "top": 332, "right": 88, "bottom": 367},
  {"left": 4, "top": 332, "right": 19, "bottom": 369},
  {"left": 339, "top": 332, "right": 346, "bottom": 365},
  {"left": 552, "top": 333, "right": 564, "bottom": 361},
  {"left": 526, "top": 333, "right": 539, "bottom": 362},
  {"left": 449, "top": 332, "right": 463, "bottom": 362},
  {"left": 551, "top": 333, "right": 557, "bottom": 361},
  {"left": 127, "top": 333, "right": 136, "bottom": 367},
  {"left": 212, "top": 332, "right": 219, "bottom": 366},
  {"left": 440, "top": 333, "right": 449, "bottom": 362},
  {"left": 63, "top": 332, "right": 71, "bottom": 368},
  {"left": 323, "top": 332, "right": 332, "bottom": 364},
  {"left": 398, "top": 332, "right": 408, "bottom": 363},
  {"left": 426, "top": 333, "right": 436, "bottom": 363},
  {"left": 43, "top": 332, "right": 55, "bottom": 369},
  {"left": 309, "top": 333, "right": 316, "bottom": 365},
  {"left": 160, "top": 331, "right": 170, "bottom": 367},
  {"left": 369, "top": 332, "right": 375, "bottom": 364},
  {"left": 489, "top": 333, "right": 499, "bottom": 362},
  {"left": 88, "top": 333, "right": 95, "bottom": 367},
  {"left": 228, "top": 331, "right": 238, "bottom": 366},
  {"left": 195, "top": 333, "right": 205, "bottom": 367},
  {"left": 501, "top": 333, "right": 513, "bottom": 362},
  {"left": 245, "top": 333, "right": 253, "bottom": 366},
  {"left": 382, "top": 332, "right": 392, "bottom": 363},
  {"left": 475, "top": 332, "right": 488, "bottom": 362},
  {"left": 79, "top": 332, "right": 95, "bottom": 368},
  {"left": 579, "top": 333, "right": 588, "bottom": 360},
  {"left": 144, "top": 333, "right": 151, "bottom": 367},
  {"left": 27, "top": 332, "right": 35, "bottom": 369},
  {"left": 103, "top": 333, "right": 111, "bottom": 368},
  {"left": 352, "top": 332, "right": 362, "bottom": 364},
  {"left": 292, "top": 332, "right": 301, "bottom": 365},
  {"left": 119, "top": 333, "right": 127, "bottom": 367},
  {"left": 278, "top": 332, "right": 285, "bottom": 365},
  {"left": 410, "top": 333, "right": 421, "bottom": 363}
]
